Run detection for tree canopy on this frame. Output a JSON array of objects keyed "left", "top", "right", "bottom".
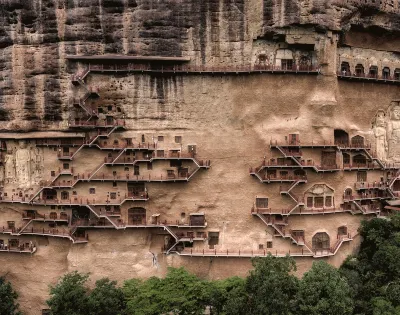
[
  {"left": 340, "top": 213, "right": 400, "bottom": 315},
  {"left": 0, "top": 276, "right": 21, "bottom": 315},
  {"left": 296, "top": 260, "right": 354, "bottom": 315}
]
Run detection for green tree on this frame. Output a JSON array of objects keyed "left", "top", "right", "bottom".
[
  {"left": 220, "top": 277, "right": 247, "bottom": 315},
  {"left": 46, "top": 271, "right": 90, "bottom": 315},
  {"left": 371, "top": 297, "right": 400, "bottom": 315},
  {"left": 124, "top": 268, "right": 208, "bottom": 315},
  {"left": 207, "top": 276, "right": 246, "bottom": 315},
  {"left": 124, "top": 277, "right": 163, "bottom": 315},
  {"left": 245, "top": 255, "right": 299, "bottom": 315},
  {"left": 340, "top": 213, "right": 400, "bottom": 314},
  {"left": 0, "top": 276, "right": 21, "bottom": 315},
  {"left": 295, "top": 260, "right": 354, "bottom": 315},
  {"left": 157, "top": 267, "right": 209, "bottom": 315},
  {"left": 88, "top": 278, "right": 126, "bottom": 315}
]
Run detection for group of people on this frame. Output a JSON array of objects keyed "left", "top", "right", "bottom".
[{"left": 0, "top": 241, "right": 35, "bottom": 252}]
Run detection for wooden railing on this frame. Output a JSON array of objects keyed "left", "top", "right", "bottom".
[
  {"left": 270, "top": 139, "right": 372, "bottom": 149},
  {"left": 87, "top": 63, "right": 320, "bottom": 74},
  {"left": 337, "top": 71, "right": 400, "bottom": 82},
  {"left": 178, "top": 248, "right": 312, "bottom": 257}
]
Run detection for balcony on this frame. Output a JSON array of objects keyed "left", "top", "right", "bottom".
[
  {"left": 343, "top": 162, "right": 381, "bottom": 170},
  {"left": 337, "top": 71, "right": 400, "bottom": 85},
  {"left": 83, "top": 63, "right": 320, "bottom": 75},
  {"left": 0, "top": 242, "right": 36, "bottom": 254}
]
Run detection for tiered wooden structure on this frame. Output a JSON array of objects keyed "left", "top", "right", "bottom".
[{"left": 0, "top": 57, "right": 211, "bottom": 255}]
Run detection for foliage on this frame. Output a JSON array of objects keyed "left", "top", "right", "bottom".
[
  {"left": 340, "top": 213, "right": 400, "bottom": 315},
  {"left": 295, "top": 261, "right": 354, "bottom": 315},
  {"left": 46, "top": 271, "right": 90, "bottom": 315},
  {"left": 124, "top": 267, "right": 209, "bottom": 315},
  {"left": 0, "top": 276, "right": 21, "bottom": 315},
  {"left": 88, "top": 278, "right": 126, "bottom": 315},
  {"left": 207, "top": 276, "right": 246, "bottom": 315},
  {"left": 245, "top": 255, "right": 299, "bottom": 315}
]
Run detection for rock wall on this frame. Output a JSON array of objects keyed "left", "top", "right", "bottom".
[{"left": 1, "top": 0, "right": 400, "bottom": 314}]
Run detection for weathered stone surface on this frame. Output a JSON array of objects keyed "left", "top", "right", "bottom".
[{"left": 1, "top": 1, "right": 400, "bottom": 314}]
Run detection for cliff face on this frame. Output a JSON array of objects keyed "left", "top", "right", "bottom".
[
  {"left": 0, "top": 0, "right": 399, "bottom": 130},
  {"left": 1, "top": 1, "right": 400, "bottom": 314}
]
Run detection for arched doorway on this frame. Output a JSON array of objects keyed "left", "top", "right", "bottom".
[
  {"left": 344, "top": 188, "right": 353, "bottom": 199},
  {"left": 334, "top": 129, "right": 349, "bottom": 146},
  {"left": 312, "top": 232, "right": 330, "bottom": 251},
  {"left": 128, "top": 208, "right": 146, "bottom": 225},
  {"left": 355, "top": 64, "right": 364, "bottom": 77},
  {"left": 369, "top": 65, "right": 378, "bottom": 78},
  {"left": 341, "top": 62, "right": 350, "bottom": 75},
  {"left": 382, "top": 67, "right": 390, "bottom": 79}
]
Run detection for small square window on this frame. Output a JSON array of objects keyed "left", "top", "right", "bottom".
[
  {"left": 175, "top": 136, "right": 182, "bottom": 143},
  {"left": 147, "top": 163, "right": 152, "bottom": 170},
  {"left": 72, "top": 191, "right": 77, "bottom": 195},
  {"left": 158, "top": 136, "right": 164, "bottom": 142},
  {"left": 259, "top": 244, "right": 264, "bottom": 250},
  {"left": 124, "top": 167, "right": 129, "bottom": 172},
  {"left": 63, "top": 163, "right": 69, "bottom": 170},
  {"left": 51, "top": 171, "right": 55, "bottom": 176},
  {"left": 89, "top": 188, "right": 95, "bottom": 194},
  {"left": 112, "top": 182, "right": 117, "bottom": 188},
  {"left": 110, "top": 192, "right": 117, "bottom": 199},
  {"left": 51, "top": 206, "right": 56, "bottom": 210},
  {"left": 267, "top": 241, "right": 273, "bottom": 248}
]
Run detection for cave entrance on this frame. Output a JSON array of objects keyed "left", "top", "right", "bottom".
[
  {"left": 42, "top": 188, "right": 57, "bottom": 200},
  {"left": 393, "top": 179, "right": 400, "bottom": 192},
  {"left": 369, "top": 66, "right": 378, "bottom": 78},
  {"left": 128, "top": 207, "right": 146, "bottom": 225},
  {"left": 334, "top": 129, "right": 349, "bottom": 146},
  {"left": 340, "top": 62, "right": 350, "bottom": 75},
  {"left": 383, "top": 67, "right": 390, "bottom": 79},
  {"left": 355, "top": 64, "right": 364, "bottom": 77},
  {"left": 312, "top": 232, "right": 330, "bottom": 251},
  {"left": 395, "top": 69, "right": 400, "bottom": 80}
]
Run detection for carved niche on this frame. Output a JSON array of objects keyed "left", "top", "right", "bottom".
[{"left": 372, "top": 101, "right": 400, "bottom": 163}]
